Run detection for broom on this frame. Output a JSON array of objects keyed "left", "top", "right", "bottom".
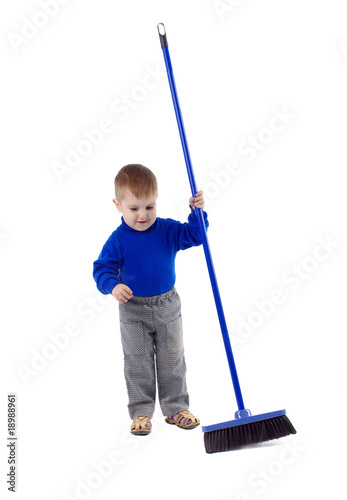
[{"left": 157, "top": 23, "right": 296, "bottom": 453}]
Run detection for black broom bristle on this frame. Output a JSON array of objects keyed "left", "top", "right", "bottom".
[{"left": 204, "top": 414, "right": 296, "bottom": 454}]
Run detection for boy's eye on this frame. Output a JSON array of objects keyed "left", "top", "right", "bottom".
[{"left": 129, "top": 205, "right": 154, "bottom": 211}]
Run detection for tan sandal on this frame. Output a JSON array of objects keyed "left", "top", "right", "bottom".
[
  {"left": 165, "top": 410, "right": 200, "bottom": 430},
  {"left": 131, "top": 416, "right": 152, "bottom": 436}
]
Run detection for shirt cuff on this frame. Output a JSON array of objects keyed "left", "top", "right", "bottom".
[
  {"left": 188, "top": 206, "right": 208, "bottom": 224},
  {"left": 101, "top": 277, "right": 120, "bottom": 295}
]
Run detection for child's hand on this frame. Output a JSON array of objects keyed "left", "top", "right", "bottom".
[
  {"left": 189, "top": 190, "right": 205, "bottom": 210},
  {"left": 112, "top": 284, "right": 133, "bottom": 303}
]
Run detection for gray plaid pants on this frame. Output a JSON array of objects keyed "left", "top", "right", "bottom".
[{"left": 119, "top": 287, "right": 189, "bottom": 419}]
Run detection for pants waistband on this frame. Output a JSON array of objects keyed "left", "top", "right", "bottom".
[{"left": 128, "top": 287, "right": 177, "bottom": 305}]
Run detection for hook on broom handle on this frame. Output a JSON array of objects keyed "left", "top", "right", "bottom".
[{"left": 157, "top": 23, "right": 168, "bottom": 47}]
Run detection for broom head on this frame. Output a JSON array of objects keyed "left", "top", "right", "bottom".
[{"left": 202, "top": 409, "right": 296, "bottom": 454}]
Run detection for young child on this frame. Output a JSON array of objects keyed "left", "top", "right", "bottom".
[{"left": 93, "top": 164, "right": 208, "bottom": 435}]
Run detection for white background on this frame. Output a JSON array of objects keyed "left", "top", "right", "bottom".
[{"left": 1, "top": 0, "right": 347, "bottom": 499}]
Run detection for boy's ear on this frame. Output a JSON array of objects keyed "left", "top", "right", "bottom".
[{"left": 113, "top": 198, "right": 122, "bottom": 213}]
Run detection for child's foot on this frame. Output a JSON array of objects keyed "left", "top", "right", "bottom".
[
  {"left": 131, "top": 416, "right": 152, "bottom": 435},
  {"left": 165, "top": 410, "right": 200, "bottom": 430}
]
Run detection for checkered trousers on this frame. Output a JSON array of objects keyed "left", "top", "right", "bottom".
[{"left": 119, "top": 287, "right": 189, "bottom": 419}]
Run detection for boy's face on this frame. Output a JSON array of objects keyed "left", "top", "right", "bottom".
[{"left": 113, "top": 189, "right": 157, "bottom": 231}]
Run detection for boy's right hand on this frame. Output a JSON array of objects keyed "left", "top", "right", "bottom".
[{"left": 112, "top": 284, "right": 133, "bottom": 303}]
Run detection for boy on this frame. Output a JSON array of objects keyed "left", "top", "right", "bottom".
[{"left": 93, "top": 164, "right": 208, "bottom": 435}]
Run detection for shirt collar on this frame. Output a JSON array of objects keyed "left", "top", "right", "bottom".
[{"left": 121, "top": 216, "right": 157, "bottom": 233}]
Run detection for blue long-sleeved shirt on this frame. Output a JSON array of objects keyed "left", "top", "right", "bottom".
[{"left": 93, "top": 209, "right": 209, "bottom": 297}]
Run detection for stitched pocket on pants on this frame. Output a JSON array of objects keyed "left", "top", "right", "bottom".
[
  {"left": 166, "top": 315, "right": 184, "bottom": 354},
  {"left": 120, "top": 321, "right": 145, "bottom": 356}
]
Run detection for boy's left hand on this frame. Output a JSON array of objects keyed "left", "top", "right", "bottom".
[{"left": 189, "top": 190, "right": 205, "bottom": 210}]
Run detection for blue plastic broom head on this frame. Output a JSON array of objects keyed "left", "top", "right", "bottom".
[{"left": 202, "top": 409, "right": 287, "bottom": 433}]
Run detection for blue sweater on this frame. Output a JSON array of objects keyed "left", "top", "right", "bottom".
[{"left": 93, "top": 209, "right": 209, "bottom": 297}]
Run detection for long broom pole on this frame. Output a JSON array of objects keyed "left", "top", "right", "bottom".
[{"left": 157, "top": 23, "right": 246, "bottom": 414}]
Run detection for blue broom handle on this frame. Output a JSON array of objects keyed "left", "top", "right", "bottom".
[{"left": 158, "top": 24, "right": 245, "bottom": 412}]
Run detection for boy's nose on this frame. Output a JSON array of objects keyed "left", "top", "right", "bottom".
[{"left": 138, "top": 209, "right": 147, "bottom": 219}]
